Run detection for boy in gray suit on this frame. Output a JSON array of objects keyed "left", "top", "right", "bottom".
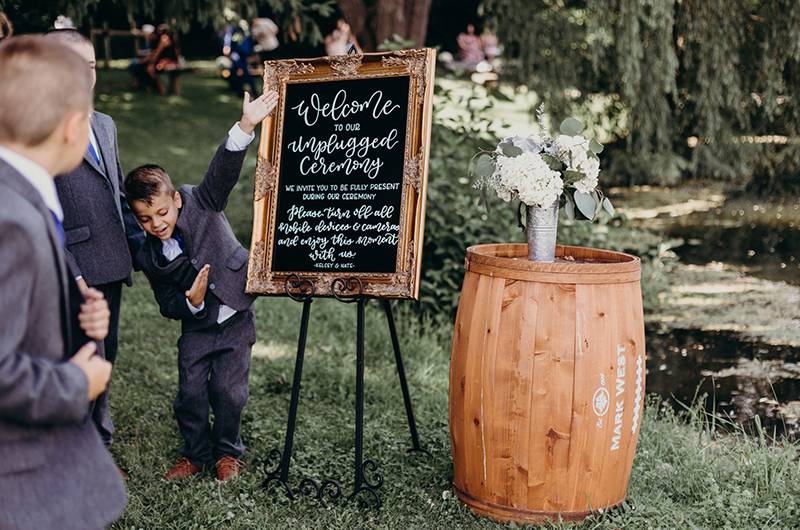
[
  {"left": 125, "top": 90, "right": 278, "bottom": 481},
  {"left": 0, "top": 36, "right": 126, "bottom": 530},
  {"left": 44, "top": 29, "right": 144, "bottom": 456}
]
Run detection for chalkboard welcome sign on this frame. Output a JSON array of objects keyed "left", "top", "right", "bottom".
[{"left": 246, "top": 49, "right": 435, "bottom": 299}]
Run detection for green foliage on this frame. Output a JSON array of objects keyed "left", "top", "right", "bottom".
[
  {"left": 486, "top": 0, "right": 800, "bottom": 191},
  {"left": 0, "top": 0, "right": 335, "bottom": 46}
]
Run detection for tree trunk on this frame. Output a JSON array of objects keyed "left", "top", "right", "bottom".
[
  {"left": 374, "top": 0, "right": 406, "bottom": 47},
  {"left": 338, "top": 0, "right": 432, "bottom": 51},
  {"left": 405, "top": 0, "right": 432, "bottom": 47},
  {"left": 338, "top": 0, "right": 372, "bottom": 49}
]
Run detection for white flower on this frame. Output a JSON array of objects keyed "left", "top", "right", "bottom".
[
  {"left": 555, "top": 134, "right": 591, "bottom": 168},
  {"left": 492, "top": 151, "right": 563, "bottom": 207},
  {"left": 574, "top": 156, "right": 600, "bottom": 194}
]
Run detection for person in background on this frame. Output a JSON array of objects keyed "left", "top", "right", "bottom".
[
  {"left": 324, "top": 18, "right": 361, "bottom": 56},
  {"left": 481, "top": 27, "right": 501, "bottom": 63},
  {"left": 144, "top": 23, "right": 183, "bottom": 96},
  {"left": 129, "top": 23, "right": 155, "bottom": 90},
  {"left": 456, "top": 23, "right": 485, "bottom": 72},
  {"left": 44, "top": 29, "right": 144, "bottom": 479},
  {"left": 0, "top": 35, "right": 126, "bottom": 530},
  {"left": 251, "top": 16, "right": 279, "bottom": 58},
  {"left": 221, "top": 15, "right": 255, "bottom": 96}
]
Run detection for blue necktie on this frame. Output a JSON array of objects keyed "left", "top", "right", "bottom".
[
  {"left": 49, "top": 210, "right": 65, "bottom": 247},
  {"left": 87, "top": 142, "right": 100, "bottom": 165},
  {"left": 173, "top": 229, "right": 185, "bottom": 251}
]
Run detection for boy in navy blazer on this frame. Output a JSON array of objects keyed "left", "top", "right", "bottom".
[
  {"left": 125, "top": 90, "right": 278, "bottom": 481},
  {"left": 45, "top": 30, "right": 144, "bottom": 458}
]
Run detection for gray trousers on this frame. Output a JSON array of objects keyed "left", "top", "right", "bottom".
[
  {"left": 91, "top": 280, "right": 122, "bottom": 446},
  {"left": 174, "top": 309, "right": 255, "bottom": 467}
]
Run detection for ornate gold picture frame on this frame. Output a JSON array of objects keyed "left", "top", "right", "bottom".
[{"left": 246, "top": 49, "right": 435, "bottom": 299}]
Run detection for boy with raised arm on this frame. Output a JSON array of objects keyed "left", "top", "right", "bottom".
[{"left": 125, "top": 90, "right": 278, "bottom": 481}]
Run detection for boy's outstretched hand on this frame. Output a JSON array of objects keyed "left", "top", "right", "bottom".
[
  {"left": 186, "top": 264, "right": 210, "bottom": 308},
  {"left": 239, "top": 90, "right": 279, "bottom": 135}
]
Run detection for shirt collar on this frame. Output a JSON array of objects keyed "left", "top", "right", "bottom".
[{"left": 0, "top": 145, "right": 63, "bottom": 220}]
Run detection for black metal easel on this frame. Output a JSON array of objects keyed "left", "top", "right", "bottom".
[{"left": 262, "top": 275, "right": 428, "bottom": 509}]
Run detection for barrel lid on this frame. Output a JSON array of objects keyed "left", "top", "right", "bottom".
[{"left": 465, "top": 243, "right": 641, "bottom": 284}]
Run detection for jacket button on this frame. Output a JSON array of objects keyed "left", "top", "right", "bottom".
[
  {"left": 191, "top": 258, "right": 197, "bottom": 264},
  {"left": 209, "top": 283, "right": 216, "bottom": 290}
]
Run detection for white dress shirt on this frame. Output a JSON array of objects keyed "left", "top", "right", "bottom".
[
  {"left": 0, "top": 146, "right": 63, "bottom": 220},
  {"left": 165, "top": 122, "right": 254, "bottom": 324}
]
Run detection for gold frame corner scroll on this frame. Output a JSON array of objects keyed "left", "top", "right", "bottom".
[{"left": 246, "top": 48, "right": 436, "bottom": 299}]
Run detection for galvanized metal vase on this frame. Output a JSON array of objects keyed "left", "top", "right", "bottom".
[{"left": 526, "top": 198, "right": 559, "bottom": 261}]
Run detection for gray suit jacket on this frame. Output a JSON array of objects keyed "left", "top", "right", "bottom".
[
  {"left": 137, "top": 141, "right": 256, "bottom": 332},
  {"left": 55, "top": 111, "right": 144, "bottom": 286},
  {"left": 0, "top": 159, "right": 126, "bottom": 530}
]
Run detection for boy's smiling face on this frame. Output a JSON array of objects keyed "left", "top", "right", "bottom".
[{"left": 131, "top": 189, "right": 182, "bottom": 241}]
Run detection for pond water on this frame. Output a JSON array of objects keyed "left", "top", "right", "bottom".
[
  {"left": 667, "top": 205, "right": 800, "bottom": 286},
  {"left": 646, "top": 326, "right": 799, "bottom": 440},
  {"left": 621, "top": 192, "right": 800, "bottom": 440}
]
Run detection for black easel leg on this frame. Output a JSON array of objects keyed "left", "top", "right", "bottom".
[
  {"left": 381, "top": 299, "right": 428, "bottom": 454},
  {"left": 350, "top": 298, "right": 382, "bottom": 508},
  {"left": 354, "top": 298, "right": 365, "bottom": 490},
  {"left": 263, "top": 298, "right": 312, "bottom": 497}
]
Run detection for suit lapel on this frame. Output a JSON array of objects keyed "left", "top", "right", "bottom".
[
  {"left": 175, "top": 192, "right": 193, "bottom": 255},
  {"left": 0, "top": 161, "right": 72, "bottom": 351}
]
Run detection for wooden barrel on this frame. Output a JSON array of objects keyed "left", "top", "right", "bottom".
[{"left": 449, "top": 243, "right": 646, "bottom": 524}]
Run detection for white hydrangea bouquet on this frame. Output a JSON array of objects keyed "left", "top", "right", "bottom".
[{"left": 472, "top": 107, "right": 614, "bottom": 261}]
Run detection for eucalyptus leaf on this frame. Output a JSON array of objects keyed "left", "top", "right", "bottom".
[
  {"left": 563, "top": 169, "right": 585, "bottom": 184},
  {"left": 589, "top": 138, "right": 604, "bottom": 154},
  {"left": 593, "top": 190, "right": 604, "bottom": 216},
  {"left": 602, "top": 197, "right": 615, "bottom": 216},
  {"left": 564, "top": 195, "right": 576, "bottom": 220},
  {"left": 559, "top": 117, "right": 584, "bottom": 136},
  {"left": 574, "top": 190, "right": 596, "bottom": 220},
  {"left": 499, "top": 141, "right": 523, "bottom": 157},
  {"left": 542, "top": 153, "right": 563, "bottom": 171},
  {"left": 475, "top": 153, "right": 495, "bottom": 177}
]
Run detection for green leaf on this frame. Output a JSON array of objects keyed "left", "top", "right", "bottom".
[
  {"left": 590, "top": 138, "right": 604, "bottom": 154},
  {"left": 564, "top": 194, "right": 576, "bottom": 220},
  {"left": 602, "top": 197, "right": 615, "bottom": 216},
  {"left": 475, "top": 153, "right": 495, "bottom": 177},
  {"left": 542, "top": 153, "right": 563, "bottom": 171},
  {"left": 574, "top": 190, "right": 596, "bottom": 220},
  {"left": 499, "top": 141, "right": 523, "bottom": 157},
  {"left": 563, "top": 170, "right": 585, "bottom": 184},
  {"left": 559, "top": 117, "right": 584, "bottom": 136},
  {"left": 593, "top": 190, "right": 604, "bottom": 216}
]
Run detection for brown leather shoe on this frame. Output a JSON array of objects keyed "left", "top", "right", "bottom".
[
  {"left": 163, "top": 457, "right": 202, "bottom": 480},
  {"left": 215, "top": 456, "right": 243, "bottom": 481}
]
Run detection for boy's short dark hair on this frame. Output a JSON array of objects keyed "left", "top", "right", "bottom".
[{"left": 125, "top": 164, "right": 175, "bottom": 205}]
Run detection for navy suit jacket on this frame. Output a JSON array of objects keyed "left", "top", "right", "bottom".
[
  {"left": 55, "top": 111, "right": 144, "bottom": 286},
  {"left": 137, "top": 140, "right": 256, "bottom": 333}
]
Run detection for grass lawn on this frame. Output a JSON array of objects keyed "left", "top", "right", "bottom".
[{"left": 97, "top": 70, "right": 799, "bottom": 529}]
